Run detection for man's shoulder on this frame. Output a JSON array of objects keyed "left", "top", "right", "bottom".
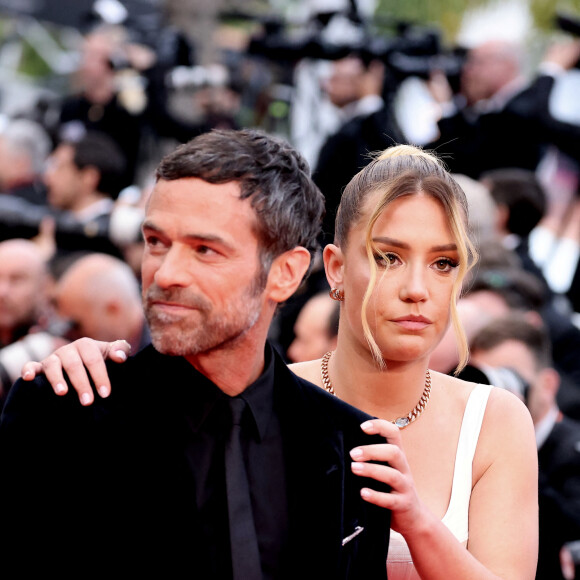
[
  {"left": 549, "top": 415, "right": 580, "bottom": 451},
  {"left": 272, "top": 353, "right": 374, "bottom": 432},
  {"left": 106, "top": 344, "right": 193, "bottom": 385}
]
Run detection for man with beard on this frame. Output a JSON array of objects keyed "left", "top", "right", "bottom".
[{"left": 0, "top": 129, "right": 389, "bottom": 579}]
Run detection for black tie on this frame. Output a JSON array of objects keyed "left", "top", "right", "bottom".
[{"left": 225, "top": 397, "right": 262, "bottom": 580}]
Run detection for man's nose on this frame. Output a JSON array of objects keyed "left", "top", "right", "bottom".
[{"left": 153, "top": 246, "right": 192, "bottom": 288}]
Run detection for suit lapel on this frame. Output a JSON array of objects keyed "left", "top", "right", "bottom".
[
  {"left": 271, "top": 350, "right": 390, "bottom": 579},
  {"left": 274, "top": 361, "right": 346, "bottom": 576}
]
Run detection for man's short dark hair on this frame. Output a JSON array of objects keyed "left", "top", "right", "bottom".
[
  {"left": 471, "top": 312, "right": 552, "bottom": 370},
  {"left": 155, "top": 129, "right": 325, "bottom": 271},
  {"left": 464, "top": 266, "right": 547, "bottom": 311},
  {"left": 480, "top": 168, "right": 546, "bottom": 237},
  {"left": 69, "top": 131, "right": 127, "bottom": 199}
]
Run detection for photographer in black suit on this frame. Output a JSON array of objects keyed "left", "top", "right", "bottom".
[
  {"left": 470, "top": 313, "right": 580, "bottom": 580},
  {"left": 427, "top": 37, "right": 580, "bottom": 178},
  {"left": 313, "top": 53, "right": 404, "bottom": 244}
]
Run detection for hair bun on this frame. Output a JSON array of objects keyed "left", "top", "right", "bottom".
[{"left": 377, "top": 144, "right": 442, "bottom": 166}]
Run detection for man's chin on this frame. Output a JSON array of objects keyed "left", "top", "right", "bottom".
[{"left": 151, "top": 335, "right": 193, "bottom": 357}]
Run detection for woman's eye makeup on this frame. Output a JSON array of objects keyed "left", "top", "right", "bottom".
[
  {"left": 372, "top": 251, "right": 459, "bottom": 272},
  {"left": 432, "top": 257, "right": 459, "bottom": 272},
  {"left": 373, "top": 251, "right": 398, "bottom": 267}
]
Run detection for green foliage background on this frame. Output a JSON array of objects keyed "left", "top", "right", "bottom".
[{"left": 375, "top": 0, "right": 580, "bottom": 41}]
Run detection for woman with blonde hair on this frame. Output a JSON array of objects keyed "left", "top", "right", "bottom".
[
  {"left": 21, "top": 144, "right": 538, "bottom": 579},
  {"left": 290, "top": 144, "right": 537, "bottom": 578}
]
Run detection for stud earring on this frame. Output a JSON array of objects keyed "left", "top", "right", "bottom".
[{"left": 329, "top": 288, "right": 344, "bottom": 301}]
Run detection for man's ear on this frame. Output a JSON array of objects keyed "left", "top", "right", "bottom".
[
  {"left": 266, "top": 247, "right": 311, "bottom": 304},
  {"left": 81, "top": 165, "right": 101, "bottom": 192},
  {"left": 539, "top": 367, "right": 560, "bottom": 399},
  {"left": 323, "top": 243, "right": 345, "bottom": 290}
]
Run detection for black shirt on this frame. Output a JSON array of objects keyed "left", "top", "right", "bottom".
[{"left": 184, "top": 344, "right": 288, "bottom": 578}]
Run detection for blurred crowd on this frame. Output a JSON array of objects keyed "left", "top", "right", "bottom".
[{"left": 3, "top": 5, "right": 580, "bottom": 579}]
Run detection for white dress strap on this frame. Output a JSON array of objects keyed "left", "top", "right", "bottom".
[
  {"left": 441, "top": 383, "right": 493, "bottom": 544},
  {"left": 387, "top": 384, "right": 493, "bottom": 578}
]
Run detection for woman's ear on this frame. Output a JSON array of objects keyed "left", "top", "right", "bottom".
[
  {"left": 323, "top": 243, "right": 345, "bottom": 290},
  {"left": 265, "top": 246, "right": 311, "bottom": 304}
]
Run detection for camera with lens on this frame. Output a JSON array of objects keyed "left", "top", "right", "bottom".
[
  {"left": 0, "top": 194, "right": 142, "bottom": 256},
  {"left": 244, "top": 10, "right": 466, "bottom": 93}
]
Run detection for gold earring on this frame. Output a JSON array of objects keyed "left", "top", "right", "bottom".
[{"left": 329, "top": 288, "right": 344, "bottom": 301}]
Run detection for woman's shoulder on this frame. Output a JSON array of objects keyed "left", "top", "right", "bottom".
[
  {"left": 451, "top": 376, "right": 536, "bottom": 471},
  {"left": 288, "top": 359, "right": 324, "bottom": 389},
  {"left": 434, "top": 371, "right": 534, "bottom": 438},
  {"left": 437, "top": 372, "right": 536, "bottom": 477},
  {"left": 433, "top": 371, "right": 530, "bottom": 415}
]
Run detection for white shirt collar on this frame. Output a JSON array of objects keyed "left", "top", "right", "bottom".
[
  {"left": 73, "top": 198, "right": 114, "bottom": 223},
  {"left": 536, "top": 405, "right": 560, "bottom": 449},
  {"left": 341, "top": 95, "right": 384, "bottom": 122}
]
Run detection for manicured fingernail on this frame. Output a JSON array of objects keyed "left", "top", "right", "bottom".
[
  {"left": 98, "top": 386, "right": 110, "bottom": 398},
  {"left": 360, "top": 421, "right": 375, "bottom": 433},
  {"left": 115, "top": 350, "right": 127, "bottom": 361},
  {"left": 350, "top": 448, "right": 363, "bottom": 459},
  {"left": 55, "top": 383, "right": 66, "bottom": 394},
  {"left": 351, "top": 462, "right": 364, "bottom": 472},
  {"left": 361, "top": 488, "right": 372, "bottom": 499},
  {"left": 80, "top": 393, "right": 92, "bottom": 406}
]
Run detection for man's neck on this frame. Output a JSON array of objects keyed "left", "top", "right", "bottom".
[
  {"left": 186, "top": 340, "right": 267, "bottom": 397},
  {"left": 84, "top": 83, "right": 115, "bottom": 106},
  {"left": 184, "top": 316, "right": 273, "bottom": 397},
  {"left": 71, "top": 193, "right": 112, "bottom": 220}
]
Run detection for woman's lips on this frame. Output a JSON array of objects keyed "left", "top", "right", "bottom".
[{"left": 391, "top": 315, "right": 432, "bottom": 330}]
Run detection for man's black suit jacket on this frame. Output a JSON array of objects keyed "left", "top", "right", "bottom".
[
  {"left": 0, "top": 344, "right": 390, "bottom": 579},
  {"left": 313, "top": 106, "right": 405, "bottom": 245},
  {"left": 537, "top": 416, "right": 580, "bottom": 579},
  {"left": 429, "top": 75, "right": 580, "bottom": 179}
]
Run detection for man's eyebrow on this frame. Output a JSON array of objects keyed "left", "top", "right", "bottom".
[
  {"left": 372, "top": 237, "right": 458, "bottom": 252},
  {"left": 142, "top": 221, "right": 234, "bottom": 249},
  {"left": 142, "top": 221, "right": 161, "bottom": 233}
]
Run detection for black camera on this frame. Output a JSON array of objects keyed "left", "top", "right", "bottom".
[{"left": 250, "top": 21, "right": 463, "bottom": 76}]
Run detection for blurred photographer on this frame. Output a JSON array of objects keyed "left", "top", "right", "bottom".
[
  {"left": 41, "top": 130, "right": 127, "bottom": 259},
  {"left": 426, "top": 36, "right": 580, "bottom": 178},
  {"left": 57, "top": 23, "right": 143, "bottom": 187},
  {"left": 469, "top": 313, "right": 580, "bottom": 580},
  {"left": 313, "top": 52, "right": 404, "bottom": 242},
  {"left": 0, "top": 130, "right": 145, "bottom": 264}
]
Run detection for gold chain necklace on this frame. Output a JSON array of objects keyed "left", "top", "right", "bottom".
[{"left": 320, "top": 350, "right": 432, "bottom": 429}]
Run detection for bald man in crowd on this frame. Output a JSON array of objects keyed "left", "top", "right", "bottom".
[
  {"left": 286, "top": 292, "right": 338, "bottom": 363},
  {"left": 55, "top": 252, "right": 148, "bottom": 352}
]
